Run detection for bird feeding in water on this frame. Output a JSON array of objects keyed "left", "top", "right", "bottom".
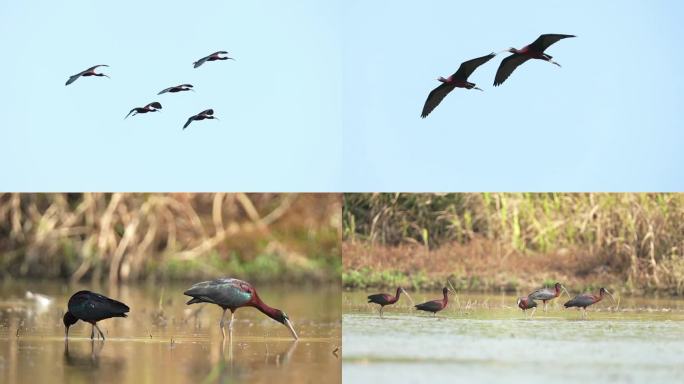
[
  {"left": 193, "top": 51, "right": 235, "bottom": 68},
  {"left": 63, "top": 291, "right": 130, "bottom": 340},
  {"left": 517, "top": 296, "right": 538, "bottom": 318},
  {"left": 421, "top": 52, "right": 497, "bottom": 118},
  {"left": 183, "top": 109, "right": 218, "bottom": 130},
  {"left": 124, "top": 102, "right": 162, "bottom": 119},
  {"left": 367, "top": 287, "right": 412, "bottom": 318},
  {"left": 493, "top": 34, "right": 575, "bottom": 86},
  {"left": 414, "top": 287, "right": 452, "bottom": 317},
  {"left": 564, "top": 287, "right": 616, "bottom": 319},
  {"left": 65, "top": 65, "right": 110, "bottom": 86},
  {"left": 184, "top": 278, "right": 298, "bottom": 340},
  {"left": 158, "top": 84, "right": 194, "bottom": 95},
  {"left": 528, "top": 282, "right": 570, "bottom": 312}
]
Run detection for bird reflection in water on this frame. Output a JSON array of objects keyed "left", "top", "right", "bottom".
[{"left": 63, "top": 339, "right": 105, "bottom": 367}]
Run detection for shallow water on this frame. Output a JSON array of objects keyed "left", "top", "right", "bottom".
[
  {"left": 0, "top": 281, "right": 341, "bottom": 384},
  {"left": 343, "top": 291, "right": 684, "bottom": 384}
]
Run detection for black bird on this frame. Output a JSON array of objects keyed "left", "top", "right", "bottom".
[
  {"left": 124, "top": 102, "right": 162, "bottom": 119},
  {"left": 564, "top": 287, "right": 616, "bottom": 319},
  {"left": 367, "top": 287, "right": 411, "bottom": 318},
  {"left": 193, "top": 51, "right": 234, "bottom": 68},
  {"left": 494, "top": 34, "right": 575, "bottom": 86},
  {"left": 184, "top": 278, "right": 298, "bottom": 340},
  {"left": 421, "top": 52, "right": 496, "bottom": 118},
  {"left": 63, "top": 290, "right": 129, "bottom": 340},
  {"left": 414, "top": 287, "right": 451, "bottom": 316},
  {"left": 517, "top": 296, "right": 538, "bottom": 318},
  {"left": 65, "top": 65, "right": 110, "bottom": 86},
  {"left": 183, "top": 109, "right": 218, "bottom": 130},
  {"left": 158, "top": 84, "right": 194, "bottom": 95}
]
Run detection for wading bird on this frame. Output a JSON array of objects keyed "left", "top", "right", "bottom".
[
  {"left": 421, "top": 52, "right": 496, "bottom": 118},
  {"left": 193, "top": 51, "right": 234, "bottom": 68},
  {"left": 158, "top": 84, "right": 194, "bottom": 95},
  {"left": 367, "top": 287, "right": 411, "bottom": 318},
  {"left": 124, "top": 102, "right": 162, "bottom": 119},
  {"left": 414, "top": 287, "right": 451, "bottom": 317},
  {"left": 63, "top": 291, "right": 129, "bottom": 340},
  {"left": 564, "top": 287, "right": 616, "bottom": 319},
  {"left": 493, "top": 34, "right": 575, "bottom": 86},
  {"left": 65, "top": 65, "right": 110, "bottom": 86},
  {"left": 183, "top": 109, "right": 218, "bottom": 130},
  {"left": 517, "top": 296, "right": 538, "bottom": 318},
  {"left": 184, "top": 278, "right": 298, "bottom": 340},
  {"left": 528, "top": 282, "right": 570, "bottom": 312}
]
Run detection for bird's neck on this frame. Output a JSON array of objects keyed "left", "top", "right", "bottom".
[
  {"left": 442, "top": 291, "right": 448, "bottom": 305},
  {"left": 394, "top": 288, "right": 402, "bottom": 300},
  {"left": 554, "top": 285, "right": 561, "bottom": 296},
  {"left": 250, "top": 292, "right": 281, "bottom": 322}
]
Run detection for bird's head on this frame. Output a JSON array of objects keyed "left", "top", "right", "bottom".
[
  {"left": 600, "top": 288, "right": 616, "bottom": 304},
  {"left": 63, "top": 311, "right": 77, "bottom": 338},
  {"left": 274, "top": 310, "right": 299, "bottom": 340},
  {"left": 442, "top": 287, "right": 453, "bottom": 296}
]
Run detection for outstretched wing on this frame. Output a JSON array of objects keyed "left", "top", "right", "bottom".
[
  {"left": 180, "top": 84, "right": 193, "bottom": 88},
  {"left": 453, "top": 52, "right": 496, "bottom": 81},
  {"left": 124, "top": 108, "right": 138, "bottom": 119},
  {"left": 146, "top": 102, "right": 162, "bottom": 110},
  {"left": 183, "top": 116, "right": 196, "bottom": 129},
  {"left": 421, "top": 82, "right": 456, "bottom": 118},
  {"left": 528, "top": 34, "right": 575, "bottom": 52},
  {"left": 65, "top": 74, "right": 81, "bottom": 86},
  {"left": 200, "top": 109, "right": 214, "bottom": 116},
  {"left": 158, "top": 86, "right": 174, "bottom": 95},
  {"left": 193, "top": 55, "right": 211, "bottom": 68},
  {"left": 493, "top": 53, "right": 530, "bottom": 86}
]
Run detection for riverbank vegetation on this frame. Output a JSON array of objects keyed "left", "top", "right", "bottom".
[
  {"left": 343, "top": 193, "right": 684, "bottom": 294},
  {"left": 0, "top": 193, "right": 341, "bottom": 285}
]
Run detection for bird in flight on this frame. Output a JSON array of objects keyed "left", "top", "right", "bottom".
[
  {"left": 421, "top": 52, "right": 496, "bottom": 118},
  {"left": 193, "top": 51, "right": 234, "bottom": 68},
  {"left": 65, "top": 65, "right": 110, "bottom": 86},
  {"left": 158, "top": 84, "right": 194, "bottom": 95},
  {"left": 125, "top": 102, "right": 162, "bottom": 119},
  {"left": 494, "top": 34, "right": 575, "bottom": 86},
  {"left": 183, "top": 109, "right": 218, "bottom": 130}
]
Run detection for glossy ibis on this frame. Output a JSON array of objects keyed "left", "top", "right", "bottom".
[
  {"left": 564, "top": 287, "right": 616, "bottom": 319},
  {"left": 367, "top": 287, "right": 410, "bottom": 318},
  {"left": 193, "top": 51, "right": 234, "bottom": 68},
  {"left": 517, "top": 296, "right": 538, "bottom": 318},
  {"left": 124, "top": 102, "right": 162, "bottom": 119},
  {"left": 183, "top": 109, "right": 218, "bottom": 130},
  {"left": 421, "top": 52, "right": 496, "bottom": 118},
  {"left": 528, "top": 282, "right": 570, "bottom": 312},
  {"left": 184, "top": 278, "right": 298, "bottom": 340},
  {"left": 158, "top": 84, "right": 194, "bottom": 95},
  {"left": 65, "top": 65, "right": 110, "bottom": 86},
  {"left": 63, "top": 290, "right": 129, "bottom": 340},
  {"left": 414, "top": 287, "right": 451, "bottom": 317},
  {"left": 493, "top": 34, "right": 575, "bottom": 86}
]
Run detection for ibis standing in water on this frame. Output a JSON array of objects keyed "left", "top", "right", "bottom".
[
  {"left": 367, "top": 287, "right": 411, "bottom": 318},
  {"left": 517, "top": 296, "right": 538, "bottom": 318},
  {"left": 528, "top": 282, "right": 570, "bottom": 312},
  {"left": 564, "top": 287, "right": 616, "bottom": 319},
  {"left": 124, "top": 102, "right": 162, "bottom": 119},
  {"left": 494, "top": 34, "right": 575, "bottom": 86},
  {"left": 421, "top": 52, "right": 496, "bottom": 118},
  {"left": 63, "top": 291, "right": 130, "bottom": 340},
  {"left": 414, "top": 287, "right": 451, "bottom": 317},
  {"left": 184, "top": 278, "right": 298, "bottom": 340},
  {"left": 183, "top": 109, "right": 218, "bottom": 130},
  {"left": 65, "top": 65, "right": 110, "bottom": 86},
  {"left": 193, "top": 51, "right": 235, "bottom": 68}
]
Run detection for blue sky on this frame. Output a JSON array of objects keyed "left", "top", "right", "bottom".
[{"left": 1, "top": 1, "right": 683, "bottom": 191}]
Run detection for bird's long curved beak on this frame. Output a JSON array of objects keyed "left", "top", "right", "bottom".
[
  {"left": 473, "top": 86, "right": 483, "bottom": 92},
  {"left": 103, "top": 74, "right": 111, "bottom": 78},
  {"left": 401, "top": 288, "right": 415, "bottom": 306},
  {"left": 605, "top": 290, "right": 616, "bottom": 304},
  {"left": 561, "top": 285, "right": 571, "bottom": 298},
  {"left": 284, "top": 318, "right": 298, "bottom": 340},
  {"left": 550, "top": 60, "right": 561, "bottom": 67}
]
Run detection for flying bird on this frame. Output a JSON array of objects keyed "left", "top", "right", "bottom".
[
  {"left": 193, "top": 51, "right": 234, "bottom": 68},
  {"left": 63, "top": 290, "right": 129, "bottom": 340},
  {"left": 158, "top": 84, "right": 194, "bottom": 95},
  {"left": 183, "top": 109, "right": 218, "bottom": 130},
  {"left": 65, "top": 65, "right": 110, "bottom": 86},
  {"left": 494, "top": 34, "right": 575, "bottom": 86},
  {"left": 421, "top": 52, "right": 496, "bottom": 118},
  {"left": 124, "top": 102, "right": 162, "bottom": 119},
  {"left": 184, "top": 278, "right": 298, "bottom": 340}
]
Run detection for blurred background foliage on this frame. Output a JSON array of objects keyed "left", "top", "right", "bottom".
[
  {"left": 343, "top": 193, "right": 684, "bottom": 294},
  {"left": 0, "top": 193, "right": 341, "bottom": 285}
]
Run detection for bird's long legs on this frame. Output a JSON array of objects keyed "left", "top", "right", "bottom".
[
  {"left": 90, "top": 325, "right": 95, "bottom": 340},
  {"left": 543, "top": 301, "right": 548, "bottom": 312},
  {"left": 379, "top": 306, "right": 384, "bottom": 318},
  {"left": 94, "top": 323, "right": 105, "bottom": 340},
  {"left": 219, "top": 308, "right": 228, "bottom": 339},
  {"left": 228, "top": 311, "right": 235, "bottom": 333}
]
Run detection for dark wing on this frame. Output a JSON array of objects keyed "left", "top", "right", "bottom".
[
  {"left": 183, "top": 278, "right": 252, "bottom": 307},
  {"left": 493, "top": 53, "right": 530, "bottom": 86},
  {"left": 528, "top": 288, "right": 554, "bottom": 300},
  {"left": 564, "top": 293, "right": 591, "bottom": 308},
  {"left": 193, "top": 55, "right": 211, "bottom": 68},
  {"left": 453, "top": 52, "right": 496, "bottom": 81},
  {"left": 124, "top": 108, "right": 137, "bottom": 119},
  {"left": 183, "top": 116, "right": 196, "bottom": 129},
  {"left": 180, "top": 84, "right": 193, "bottom": 88},
  {"left": 158, "top": 86, "right": 174, "bottom": 95},
  {"left": 421, "top": 82, "right": 456, "bottom": 118},
  {"left": 367, "top": 293, "right": 391, "bottom": 304},
  {"left": 415, "top": 299, "right": 442, "bottom": 312},
  {"left": 146, "top": 102, "right": 162, "bottom": 110},
  {"left": 86, "top": 64, "right": 109, "bottom": 71},
  {"left": 528, "top": 34, "right": 575, "bottom": 52},
  {"left": 200, "top": 109, "right": 214, "bottom": 116},
  {"left": 68, "top": 290, "right": 129, "bottom": 320},
  {"left": 214, "top": 51, "right": 228, "bottom": 55},
  {"left": 65, "top": 74, "right": 81, "bottom": 86}
]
